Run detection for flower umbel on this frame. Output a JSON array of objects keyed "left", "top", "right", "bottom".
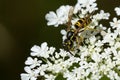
[{"left": 21, "top": 0, "right": 120, "bottom": 80}]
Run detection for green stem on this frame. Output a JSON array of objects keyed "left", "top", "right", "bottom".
[{"left": 41, "top": 57, "right": 47, "bottom": 63}]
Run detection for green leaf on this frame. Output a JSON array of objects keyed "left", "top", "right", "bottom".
[
  {"left": 100, "top": 75, "right": 110, "bottom": 80},
  {"left": 55, "top": 73, "right": 66, "bottom": 80}
]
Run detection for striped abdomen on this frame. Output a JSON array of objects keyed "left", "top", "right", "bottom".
[{"left": 74, "top": 17, "right": 92, "bottom": 29}]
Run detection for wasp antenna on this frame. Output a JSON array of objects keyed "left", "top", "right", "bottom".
[
  {"left": 90, "top": 11, "right": 95, "bottom": 17},
  {"left": 90, "top": 11, "right": 95, "bottom": 15},
  {"left": 86, "top": 11, "right": 95, "bottom": 18},
  {"left": 69, "top": 51, "right": 75, "bottom": 56}
]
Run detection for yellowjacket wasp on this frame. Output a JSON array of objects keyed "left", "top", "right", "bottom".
[{"left": 63, "top": 7, "right": 95, "bottom": 52}]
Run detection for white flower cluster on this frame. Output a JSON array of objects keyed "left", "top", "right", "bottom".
[
  {"left": 21, "top": 42, "right": 78, "bottom": 80},
  {"left": 45, "top": 5, "right": 71, "bottom": 27},
  {"left": 45, "top": 0, "right": 110, "bottom": 42},
  {"left": 115, "top": 7, "right": 120, "bottom": 16},
  {"left": 45, "top": 0, "right": 99, "bottom": 27},
  {"left": 21, "top": 0, "right": 120, "bottom": 80}
]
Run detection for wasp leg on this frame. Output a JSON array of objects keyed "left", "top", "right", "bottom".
[
  {"left": 76, "top": 35, "right": 84, "bottom": 49},
  {"left": 84, "top": 26, "right": 94, "bottom": 31},
  {"left": 84, "top": 26, "right": 99, "bottom": 32}
]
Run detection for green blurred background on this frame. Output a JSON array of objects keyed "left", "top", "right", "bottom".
[{"left": 0, "top": 0, "right": 119, "bottom": 80}]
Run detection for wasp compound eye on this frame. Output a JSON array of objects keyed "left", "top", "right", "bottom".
[{"left": 67, "top": 30, "right": 74, "bottom": 39}]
